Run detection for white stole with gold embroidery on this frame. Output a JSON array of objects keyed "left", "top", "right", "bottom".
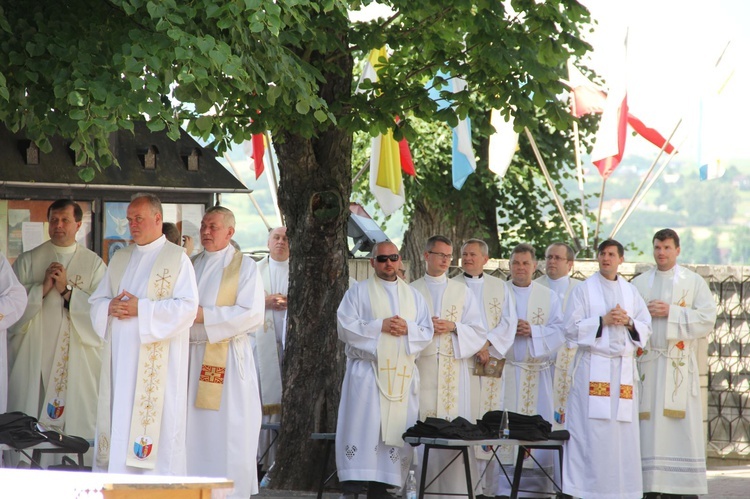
[
  {"left": 367, "top": 276, "right": 417, "bottom": 446},
  {"left": 634, "top": 266, "right": 694, "bottom": 419},
  {"left": 23, "top": 243, "right": 94, "bottom": 431},
  {"left": 97, "top": 242, "right": 184, "bottom": 470},
  {"left": 412, "top": 278, "right": 465, "bottom": 420},
  {"left": 504, "top": 284, "right": 551, "bottom": 416},
  {"left": 256, "top": 257, "right": 283, "bottom": 416}
]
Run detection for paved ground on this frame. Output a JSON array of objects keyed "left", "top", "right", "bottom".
[{"left": 256, "top": 465, "right": 750, "bottom": 498}]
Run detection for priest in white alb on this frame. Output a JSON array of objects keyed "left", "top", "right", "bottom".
[
  {"left": 254, "top": 226, "right": 288, "bottom": 471},
  {"left": 452, "top": 238, "right": 516, "bottom": 498},
  {"left": 563, "top": 239, "right": 651, "bottom": 499},
  {"left": 336, "top": 241, "right": 433, "bottom": 498},
  {"left": 186, "top": 206, "right": 265, "bottom": 498},
  {"left": 534, "top": 242, "right": 581, "bottom": 430},
  {"left": 633, "top": 229, "right": 716, "bottom": 499},
  {"left": 498, "top": 243, "right": 564, "bottom": 498},
  {"left": 89, "top": 193, "right": 198, "bottom": 475},
  {"left": 8, "top": 199, "right": 105, "bottom": 466},
  {"left": 0, "top": 252, "right": 27, "bottom": 416},
  {"left": 411, "top": 235, "right": 486, "bottom": 499}
]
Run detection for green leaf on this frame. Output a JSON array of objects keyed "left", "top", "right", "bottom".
[
  {"left": 295, "top": 100, "right": 310, "bottom": 115},
  {"left": 314, "top": 109, "right": 327, "bottom": 123},
  {"left": 146, "top": 119, "right": 166, "bottom": 132},
  {"left": 67, "top": 91, "right": 85, "bottom": 106},
  {"left": 195, "top": 115, "right": 213, "bottom": 131},
  {"left": 78, "top": 166, "right": 96, "bottom": 182}
]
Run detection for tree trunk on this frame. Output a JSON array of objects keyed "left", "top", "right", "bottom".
[{"left": 270, "top": 40, "right": 353, "bottom": 489}]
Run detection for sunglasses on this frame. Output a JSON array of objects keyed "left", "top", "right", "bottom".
[{"left": 375, "top": 254, "right": 400, "bottom": 263}]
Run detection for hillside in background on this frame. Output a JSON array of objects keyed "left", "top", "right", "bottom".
[{"left": 578, "top": 153, "right": 750, "bottom": 265}]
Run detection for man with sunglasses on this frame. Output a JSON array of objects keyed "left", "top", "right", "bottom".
[
  {"left": 534, "top": 242, "right": 581, "bottom": 431},
  {"left": 336, "top": 241, "right": 433, "bottom": 498},
  {"left": 411, "top": 235, "right": 486, "bottom": 498}
]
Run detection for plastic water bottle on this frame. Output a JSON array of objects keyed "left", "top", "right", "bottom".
[
  {"left": 500, "top": 409, "right": 510, "bottom": 439},
  {"left": 259, "top": 462, "right": 274, "bottom": 488},
  {"left": 405, "top": 469, "right": 418, "bottom": 499}
]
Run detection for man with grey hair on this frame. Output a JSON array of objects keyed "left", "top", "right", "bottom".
[
  {"left": 411, "top": 235, "right": 486, "bottom": 498},
  {"left": 255, "top": 226, "right": 289, "bottom": 471},
  {"left": 336, "top": 241, "right": 433, "bottom": 498},
  {"left": 89, "top": 193, "right": 199, "bottom": 475},
  {"left": 498, "top": 243, "right": 564, "bottom": 498},
  {"left": 534, "top": 242, "right": 581, "bottom": 430},
  {"left": 186, "top": 206, "right": 265, "bottom": 497},
  {"left": 453, "top": 238, "right": 516, "bottom": 498}
]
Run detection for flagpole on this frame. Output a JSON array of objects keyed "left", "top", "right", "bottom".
[
  {"left": 608, "top": 119, "right": 681, "bottom": 238},
  {"left": 609, "top": 146, "right": 680, "bottom": 240},
  {"left": 571, "top": 120, "right": 588, "bottom": 248},
  {"left": 223, "top": 153, "right": 273, "bottom": 231},
  {"left": 263, "top": 131, "right": 284, "bottom": 226},
  {"left": 523, "top": 127, "right": 581, "bottom": 250},
  {"left": 593, "top": 178, "right": 606, "bottom": 250},
  {"left": 352, "top": 159, "right": 371, "bottom": 186}
]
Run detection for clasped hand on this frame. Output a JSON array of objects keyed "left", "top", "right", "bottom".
[
  {"left": 109, "top": 291, "right": 138, "bottom": 319},
  {"left": 382, "top": 315, "right": 407, "bottom": 336},
  {"left": 603, "top": 304, "right": 631, "bottom": 327}
]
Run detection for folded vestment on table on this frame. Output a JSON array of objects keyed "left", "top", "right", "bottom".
[
  {"left": 481, "top": 411, "right": 559, "bottom": 441},
  {"left": 402, "top": 416, "right": 495, "bottom": 442}
]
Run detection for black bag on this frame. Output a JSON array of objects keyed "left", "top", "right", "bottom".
[
  {"left": 0, "top": 411, "right": 45, "bottom": 449},
  {"left": 0, "top": 411, "right": 89, "bottom": 453}
]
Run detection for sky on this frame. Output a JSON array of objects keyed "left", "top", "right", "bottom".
[
  {"left": 219, "top": 1, "right": 750, "bottom": 253},
  {"left": 581, "top": 0, "right": 750, "bottom": 160}
]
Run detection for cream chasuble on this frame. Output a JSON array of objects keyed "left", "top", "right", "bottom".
[
  {"left": 193, "top": 250, "right": 243, "bottom": 410},
  {"left": 633, "top": 266, "right": 704, "bottom": 419},
  {"left": 98, "top": 241, "right": 185, "bottom": 470},
  {"left": 9, "top": 241, "right": 104, "bottom": 442},
  {"left": 367, "top": 276, "right": 417, "bottom": 446},
  {"left": 411, "top": 277, "right": 466, "bottom": 420}
]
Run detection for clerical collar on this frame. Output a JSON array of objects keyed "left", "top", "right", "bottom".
[
  {"left": 204, "top": 244, "right": 232, "bottom": 259},
  {"left": 378, "top": 277, "right": 398, "bottom": 286},
  {"left": 51, "top": 242, "right": 77, "bottom": 254},
  {"left": 464, "top": 272, "right": 483, "bottom": 280},
  {"left": 135, "top": 234, "right": 166, "bottom": 252},
  {"left": 548, "top": 275, "right": 569, "bottom": 283},
  {"left": 424, "top": 273, "right": 447, "bottom": 284}
]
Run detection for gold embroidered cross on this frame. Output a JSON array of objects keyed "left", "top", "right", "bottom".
[
  {"left": 155, "top": 268, "right": 173, "bottom": 298},
  {"left": 379, "top": 359, "right": 396, "bottom": 394},
  {"left": 445, "top": 305, "right": 458, "bottom": 322},
  {"left": 397, "top": 365, "right": 412, "bottom": 393},
  {"left": 489, "top": 298, "right": 502, "bottom": 326},
  {"left": 69, "top": 274, "right": 84, "bottom": 289},
  {"left": 531, "top": 307, "right": 545, "bottom": 325}
]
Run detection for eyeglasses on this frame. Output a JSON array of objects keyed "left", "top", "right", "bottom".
[
  {"left": 428, "top": 251, "right": 453, "bottom": 260},
  {"left": 545, "top": 255, "right": 570, "bottom": 262},
  {"left": 375, "top": 254, "right": 400, "bottom": 263}
]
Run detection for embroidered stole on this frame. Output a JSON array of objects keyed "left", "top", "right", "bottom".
[
  {"left": 412, "top": 278, "right": 465, "bottom": 420},
  {"left": 586, "top": 276, "right": 636, "bottom": 422},
  {"left": 454, "top": 274, "right": 505, "bottom": 461},
  {"left": 367, "top": 277, "right": 417, "bottom": 446},
  {"left": 634, "top": 266, "right": 694, "bottom": 419},
  {"left": 550, "top": 278, "right": 580, "bottom": 429},
  {"left": 504, "top": 284, "right": 551, "bottom": 416},
  {"left": 97, "top": 242, "right": 184, "bottom": 470},
  {"left": 36, "top": 244, "right": 95, "bottom": 431},
  {"left": 194, "top": 250, "right": 243, "bottom": 410},
  {"left": 256, "top": 257, "right": 283, "bottom": 416}
]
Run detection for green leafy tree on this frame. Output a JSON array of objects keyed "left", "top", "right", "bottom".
[{"left": 0, "top": 0, "right": 592, "bottom": 488}]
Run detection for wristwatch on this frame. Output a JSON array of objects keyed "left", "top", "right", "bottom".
[
  {"left": 63, "top": 284, "right": 73, "bottom": 310},
  {"left": 627, "top": 317, "right": 634, "bottom": 328}
]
